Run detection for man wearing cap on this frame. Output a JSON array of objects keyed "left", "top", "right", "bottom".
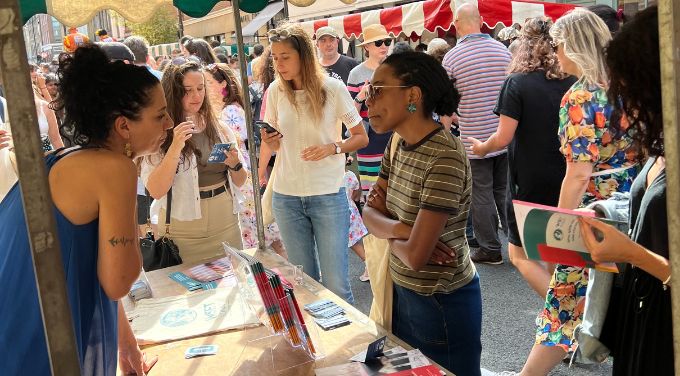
[
  {"left": 63, "top": 27, "right": 90, "bottom": 53},
  {"left": 316, "top": 26, "right": 358, "bottom": 85},
  {"left": 347, "top": 24, "right": 393, "bottom": 200}
]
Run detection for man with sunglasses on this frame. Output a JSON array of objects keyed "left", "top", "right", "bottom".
[
  {"left": 443, "top": 4, "right": 512, "bottom": 265},
  {"left": 347, "top": 24, "right": 394, "bottom": 201}
]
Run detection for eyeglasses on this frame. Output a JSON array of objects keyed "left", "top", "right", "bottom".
[
  {"left": 374, "top": 39, "right": 393, "bottom": 48},
  {"left": 366, "top": 84, "right": 411, "bottom": 101}
]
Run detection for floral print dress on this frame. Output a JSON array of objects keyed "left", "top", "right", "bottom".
[
  {"left": 220, "top": 104, "right": 281, "bottom": 248},
  {"left": 535, "top": 81, "right": 637, "bottom": 352},
  {"left": 343, "top": 171, "right": 368, "bottom": 247}
]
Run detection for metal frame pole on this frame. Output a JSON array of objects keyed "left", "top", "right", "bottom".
[
  {"left": 231, "top": 0, "right": 267, "bottom": 251},
  {"left": 658, "top": 0, "right": 680, "bottom": 373},
  {"left": 0, "top": 1, "right": 80, "bottom": 375}
]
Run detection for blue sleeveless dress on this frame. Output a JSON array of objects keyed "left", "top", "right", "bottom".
[{"left": 0, "top": 150, "right": 118, "bottom": 375}]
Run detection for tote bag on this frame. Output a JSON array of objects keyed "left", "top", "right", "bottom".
[{"left": 366, "top": 134, "right": 401, "bottom": 331}]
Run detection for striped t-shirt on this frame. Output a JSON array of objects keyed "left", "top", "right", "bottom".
[
  {"left": 442, "top": 33, "right": 511, "bottom": 159},
  {"left": 379, "top": 127, "right": 476, "bottom": 295}
]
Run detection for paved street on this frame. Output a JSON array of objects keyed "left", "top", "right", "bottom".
[{"left": 346, "top": 233, "right": 613, "bottom": 376}]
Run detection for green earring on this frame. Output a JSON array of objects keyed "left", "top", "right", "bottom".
[{"left": 407, "top": 103, "right": 417, "bottom": 113}]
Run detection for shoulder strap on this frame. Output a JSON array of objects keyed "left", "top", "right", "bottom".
[
  {"left": 389, "top": 133, "right": 401, "bottom": 164},
  {"left": 0, "top": 98, "right": 4, "bottom": 123},
  {"left": 165, "top": 186, "right": 172, "bottom": 229}
]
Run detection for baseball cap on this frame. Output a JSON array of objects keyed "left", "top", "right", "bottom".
[{"left": 316, "top": 26, "right": 339, "bottom": 39}]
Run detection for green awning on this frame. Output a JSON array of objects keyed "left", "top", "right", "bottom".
[{"left": 19, "top": 0, "right": 269, "bottom": 26}]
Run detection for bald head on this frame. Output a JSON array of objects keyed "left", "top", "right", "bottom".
[{"left": 455, "top": 3, "right": 482, "bottom": 37}]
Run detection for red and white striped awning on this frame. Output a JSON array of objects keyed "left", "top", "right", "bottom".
[{"left": 301, "top": 0, "right": 577, "bottom": 39}]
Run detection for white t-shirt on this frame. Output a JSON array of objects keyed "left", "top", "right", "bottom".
[{"left": 264, "top": 76, "right": 361, "bottom": 197}]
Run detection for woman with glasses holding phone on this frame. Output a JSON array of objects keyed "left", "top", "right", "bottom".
[
  {"left": 347, "top": 24, "right": 394, "bottom": 201},
  {"left": 261, "top": 24, "right": 368, "bottom": 303},
  {"left": 142, "top": 62, "right": 248, "bottom": 265},
  {"left": 362, "top": 51, "right": 481, "bottom": 376}
]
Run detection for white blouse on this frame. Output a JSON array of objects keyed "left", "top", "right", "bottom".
[
  {"left": 141, "top": 121, "right": 246, "bottom": 222},
  {"left": 264, "top": 76, "right": 361, "bottom": 197}
]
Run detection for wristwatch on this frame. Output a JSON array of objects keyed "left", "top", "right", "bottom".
[
  {"left": 354, "top": 95, "right": 365, "bottom": 104},
  {"left": 333, "top": 143, "right": 341, "bottom": 154},
  {"left": 227, "top": 162, "right": 243, "bottom": 171}
]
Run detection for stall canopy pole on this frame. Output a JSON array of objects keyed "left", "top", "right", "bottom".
[
  {"left": 658, "top": 0, "right": 680, "bottom": 373},
  {"left": 0, "top": 0, "right": 80, "bottom": 374},
  {"left": 231, "top": 0, "right": 267, "bottom": 251}
]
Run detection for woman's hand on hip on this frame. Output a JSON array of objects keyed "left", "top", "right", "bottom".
[{"left": 301, "top": 143, "right": 335, "bottom": 161}]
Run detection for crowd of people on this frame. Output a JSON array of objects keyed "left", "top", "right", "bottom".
[{"left": 0, "top": 3, "right": 672, "bottom": 376}]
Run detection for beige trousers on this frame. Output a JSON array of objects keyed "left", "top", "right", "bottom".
[{"left": 160, "top": 191, "right": 243, "bottom": 265}]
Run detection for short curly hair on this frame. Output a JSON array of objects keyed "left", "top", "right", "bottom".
[
  {"left": 606, "top": 6, "right": 661, "bottom": 157},
  {"left": 508, "top": 16, "right": 569, "bottom": 80}
]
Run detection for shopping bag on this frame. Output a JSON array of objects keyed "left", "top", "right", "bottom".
[
  {"left": 366, "top": 134, "right": 401, "bottom": 331},
  {"left": 262, "top": 157, "right": 277, "bottom": 226},
  {"left": 366, "top": 234, "right": 393, "bottom": 330}
]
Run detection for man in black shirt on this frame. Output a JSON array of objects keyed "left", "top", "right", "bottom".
[{"left": 316, "top": 26, "right": 358, "bottom": 85}]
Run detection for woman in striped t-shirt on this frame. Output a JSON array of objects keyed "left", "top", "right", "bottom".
[{"left": 363, "top": 52, "right": 481, "bottom": 376}]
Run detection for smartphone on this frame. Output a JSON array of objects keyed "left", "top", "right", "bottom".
[
  {"left": 207, "top": 143, "right": 235, "bottom": 164},
  {"left": 256, "top": 121, "right": 282, "bottom": 137}
]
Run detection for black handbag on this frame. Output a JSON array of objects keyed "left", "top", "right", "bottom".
[{"left": 140, "top": 187, "right": 183, "bottom": 271}]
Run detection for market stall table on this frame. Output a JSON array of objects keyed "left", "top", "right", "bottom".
[{"left": 120, "top": 248, "right": 454, "bottom": 375}]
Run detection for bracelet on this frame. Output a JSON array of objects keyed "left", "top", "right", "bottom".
[
  {"left": 227, "top": 162, "right": 243, "bottom": 172},
  {"left": 662, "top": 273, "right": 672, "bottom": 290},
  {"left": 39, "top": 86, "right": 47, "bottom": 89}
]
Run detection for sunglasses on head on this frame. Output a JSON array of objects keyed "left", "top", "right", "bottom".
[
  {"left": 373, "top": 39, "right": 393, "bottom": 48},
  {"left": 365, "top": 83, "right": 411, "bottom": 101}
]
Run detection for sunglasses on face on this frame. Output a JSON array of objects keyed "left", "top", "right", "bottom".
[
  {"left": 373, "top": 39, "right": 393, "bottom": 48},
  {"left": 366, "top": 84, "right": 411, "bottom": 101}
]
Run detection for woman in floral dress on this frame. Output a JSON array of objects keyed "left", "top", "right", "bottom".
[
  {"left": 204, "top": 63, "right": 286, "bottom": 257},
  {"left": 519, "top": 9, "right": 637, "bottom": 375}
]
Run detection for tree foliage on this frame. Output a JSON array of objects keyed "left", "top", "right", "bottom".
[{"left": 128, "top": 5, "right": 178, "bottom": 46}]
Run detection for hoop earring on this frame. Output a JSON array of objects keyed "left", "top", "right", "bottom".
[
  {"left": 124, "top": 142, "right": 132, "bottom": 158},
  {"left": 407, "top": 103, "right": 417, "bottom": 113}
]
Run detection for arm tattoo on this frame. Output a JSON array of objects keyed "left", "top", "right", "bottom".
[{"left": 108, "top": 236, "right": 135, "bottom": 247}]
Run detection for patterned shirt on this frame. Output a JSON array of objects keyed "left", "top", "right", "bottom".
[
  {"left": 379, "top": 128, "right": 475, "bottom": 295},
  {"left": 557, "top": 81, "right": 638, "bottom": 205},
  {"left": 442, "top": 33, "right": 511, "bottom": 159}
]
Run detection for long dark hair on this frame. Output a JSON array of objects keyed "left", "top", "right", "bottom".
[
  {"left": 160, "top": 62, "right": 221, "bottom": 164},
  {"left": 381, "top": 51, "right": 460, "bottom": 118},
  {"left": 606, "top": 6, "right": 661, "bottom": 158},
  {"left": 206, "top": 63, "right": 245, "bottom": 109},
  {"left": 183, "top": 38, "right": 217, "bottom": 65},
  {"left": 54, "top": 44, "right": 159, "bottom": 146}
]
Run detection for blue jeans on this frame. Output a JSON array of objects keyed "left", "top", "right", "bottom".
[
  {"left": 273, "top": 188, "right": 354, "bottom": 304},
  {"left": 392, "top": 274, "right": 482, "bottom": 376}
]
